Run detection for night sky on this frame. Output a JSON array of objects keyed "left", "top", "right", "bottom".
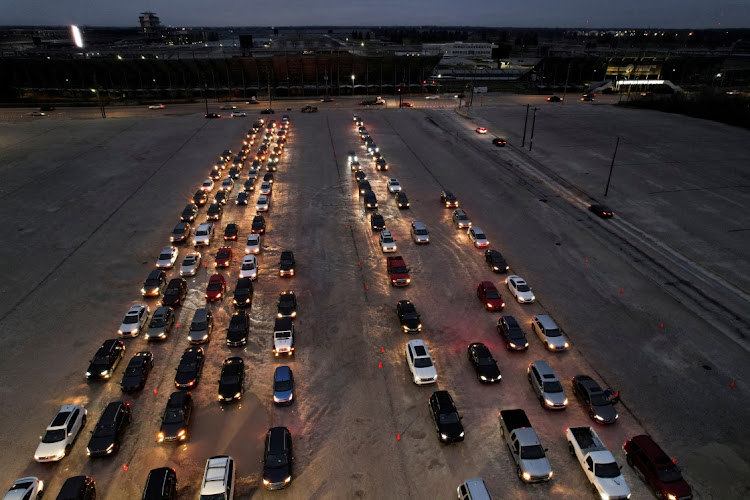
[{"left": 0, "top": 0, "right": 746, "bottom": 28}]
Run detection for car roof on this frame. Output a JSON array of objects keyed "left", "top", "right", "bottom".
[
  {"left": 147, "top": 269, "right": 164, "bottom": 279},
  {"left": 208, "top": 274, "right": 224, "bottom": 283},
  {"left": 502, "top": 315, "right": 520, "bottom": 328},
  {"left": 480, "top": 281, "right": 496, "bottom": 288},
  {"left": 628, "top": 435, "right": 673, "bottom": 465},
  {"left": 532, "top": 360, "right": 555, "bottom": 376},
  {"left": 274, "top": 365, "right": 292, "bottom": 380},
  {"left": 267, "top": 426, "right": 290, "bottom": 451},
  {"left": 408, "top": 339, "right": 428, "bottom": 352}
]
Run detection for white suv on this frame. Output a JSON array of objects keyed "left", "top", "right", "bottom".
[
  {"left": 194, "top": 223, "right": 214, "bottom": 247},
  {"left": 405, "top": 339, "right": 437, "bottom": 385},
  {"left": 387, "top": 178, "right": 402, "bottom": 193},
  {"left": 379, "top": 230, "right": 397, "bottom": 252},
  {"left": 200, "top": 455, "right": 235, "bottom": 500},
  {"left": 34, "top": 404, "right": 87, "bottom": 462}
]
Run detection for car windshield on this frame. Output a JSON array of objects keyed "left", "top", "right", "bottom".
[
  {"left": 517, "top": 284, "right": 531, "bottom": 292},
  {"left": 478, "top": 357, "right": 495, "bottom": 367},
  {"left": 123, "top": 314, "right": 139, "bottom": 324},
  {"left": 42, "top": 428, "right": 66, "bottom": 443},
  {"left": 594, "top": 462, "right": 622, "bottom": 478},
  {"left": 657, "top": 466, "right": 684, "bottom": 483},
  {"left": 266, "top": 453, "right": 288, "bottom": 466},
  {"left": 242, "top": 262, "right": 255, "bottom": 270},
  {"left": 415, "top": 229, "right": 428, "bottom": 235},
  {"left": 163, "top": 410, "right": 184, "bottom": 424},
  {"left": 275, "top": 380, "right": 293, "bottom": 391},
  {"left": 221, "top": 376, "right": 240, "bottom": 385},
  {"left": 438, "top": 412, "right": 459, "bottom": 425},
  {"left": 591, "top": 393, "right": 611, "bottom": 406},
  {"left": 165, "top": 288, "right": 179, "bottom": 296},
  {"left": 457, "top": 214, "right": 468, "bottom": 220},
  {"left": 543, "top": 381, "right": 564, "bottom": 393},
  {"left": 150, "top": 317, "right": 167, "bottom": 327},
  {"left": 183, "top": 256, "right": 195, "bottom": 265},
  {"left": 414, "top": 357, "right": 433, "bottom": 368},
  {"left": 392, "top": 266, "right": 407, "bottom": 274},
  {"left": 520, "top": 444, "right": 546, "bottom": 460},
  {"left": 92, "top": 423, "right": 115, "bottom": 438},
  {"left": 545, "top": 328, "right": 561, "bottom": 338},
  {"left": 191, "top": 322, "right": 207, "bottom": 330},
  {"left": 196, "top": 230, "right": 208, "bottom": 236},
  {"left": 218, "top": 251, "right": 230, "bottom": 258},
  {"left": 382, "top": 236, "right": 393, "bottom": 243},
  {"left": 207, "top": 283, "right": 223, "bottom": 291},
  {"left": 485, "top": 291, "right": 500, "bottom": 299},
  {"left": 159, "top": 252, "right": 171, "bottom": 260},
  {"left": 475, "top": 232, "right": 486, "bottom": 239}
]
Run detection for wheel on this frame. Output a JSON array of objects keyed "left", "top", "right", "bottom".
[
  {"left": 82, "top": 414, "right": 87, "bottom": 426},
  {"left": 568, "top": 442, "right": 575, "bottom": 456},
  {"left": 516, "top": 467, "right": 523, "bottom": 480},
  {"left": 626, "top": 454, "right": 634, "bottom": 467},
  {"left": 64, "top": 445, "right": 71, "bottom": 457},
  {"left": 539, "top": 396, "right": 546, "bottom": 409},
  {"left": 545, "top": 342, "right": 550, "bottom": 350}
]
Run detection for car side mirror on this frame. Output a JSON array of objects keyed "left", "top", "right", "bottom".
[
  {"left": 619, "top": 465, "right": 623, "bottom": 470},
  {"left": 544, "top": 448, "right": 548, "bottom": 452},
  {"left": 459, "top": 416, "right": 463, "bottom": 420}
]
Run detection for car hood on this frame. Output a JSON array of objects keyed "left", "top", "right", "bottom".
[
  {"left": 147, "top": 325, "right": 168, "bottom": 336},
  {"left": 547, "top": 335, "right": 567, "bottom": 349},
  {"left": 121, "top": 374, "right": 144, "bottom": 390},
  {"left": 219, "top": 381, "right": 241, "bottom": 397},
  {"left": 596, "top": 475, "right": 630, "bottom": 498},
  {"left": 403, "top": 318, "right": 421, "bottom": 329},
  {"left": 160, "top": 421, "right": 185, "bottom": 438},
  {"left": 87, "top": 361, "right": 111, "bottom": 375},
  {"left": 162, "top": 295, "right": 180, "bottom": 305},
  {"left": 234, "top": 290, "right": 251, "bottom": 300},
  {"left": 477, "top": 363, "right": 502, "bottom": 381},
  {"left": 119, "top": 323, "right": 140, "bottom": 333},
  {"left": 264, "top": 464, "right": 291, "bottom": 484},
  {"left": 593, "top": 404, "right": 618, "bottom": 422},
  {"left": 274, "top": 388, "right": 293, "bottom": 401},
  {"left": 280, "top": 262, "right": 294, "bottom": 270},
  {"left": 35, "top": 440, "right": 65, "bottom": 457},
  {"left": 543, "top": 391, "right": 567, "bottom": 406},
  {"left": 520, "top": 455, "right": 553, "bottom": 476},
  {"left": 180, "top": 265, "right": 197, "bottom": 274},
  {"left": 517, "top": 290, "right": 535, "bottom": 300},
  {"left": 278, "top": 304, "right": 295, "bottom": 315},
  {"left": 439, "top": 421, "right": 464, "bottom": 438},
  {"left": 275, "top": 338, "right": 292, "bottom": 349},
  {"left": 227, "top": 329, "right": 247, "bottom": 342},
  {"left": 413, "top": 365, "right": 437, "bottom": 379},
  {"left": 174, "top": 371, "right": 196, "bottom": 385},
  {"left": 87, "top": 436, "right": 114, "bottom": 454}
]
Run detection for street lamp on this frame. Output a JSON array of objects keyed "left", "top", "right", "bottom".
[{"left": 351, "top": 74, "right": 355, "bottom": 95}]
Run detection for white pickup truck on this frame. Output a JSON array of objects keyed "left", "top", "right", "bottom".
[{"left": 566, "top": 426, "right": 631, "bottom": 500}]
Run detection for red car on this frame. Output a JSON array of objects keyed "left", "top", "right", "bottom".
[
  {"left": 215, "top": 247, "right": 233, "bottom": 268},
  {"left": 476, "top": 281, "right": 505, "bottom": 311},
  {"left": 399, "top": 102, "right": 413, "bottom": 108},
  {"left": 623, "top": 435, "right": 692, "bottom": 500},
  {"left": 205, "top": 274, "right": 226, "bottom": 302},
  {"left": 476, "top": 127, "right": 488, "bottom": 134}
]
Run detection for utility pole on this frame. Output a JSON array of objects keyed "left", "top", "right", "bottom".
[
  {"left": 521, "top": 104, "right": 530, "bottom": 147},
  {"left": 204, "top": 82, "right": 209, "bottom": 116},
  {"left": 604, "top": 136, "right": 620, "bottom": 197},
  {"left": 562, "top": 63, "right": 571, "bottom": 105},
  {"left": 528, "top": 107, "right": 538, "bottom": 151},
  {"left": 267, "top": 72, "right": 272, "bottom": 110},
  {"left": 93, "top": 74, "right": 105, "bottom": 118}
]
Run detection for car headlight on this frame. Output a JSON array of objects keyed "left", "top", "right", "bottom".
[
  {"left": 440, "top": 433, "right": 448, "bottom": 440},
  {"left": 235, "top": 392, "right": 242, "bottom": 399},
  {"left": 564, "top": 342, "right": 569, "bottom": 348},
  {"left": 563, "top": 398, "right": 569, "bottom": 405},
  {"left": 157, "top": 432, "right": 164, "bottom": 442},
  {"left": 600, "top": 493, "right": 609, "bottom": 500},
  {"left": 508, "top": 343, "right": 516, "bottom": 348},
  {"left": 100, "top": 370, "right": 109, "bottom": 376},
  {"left": 218, "top": 394, "right": 224, "bottom": 400},
  {"left": 117, "top": 329, "right": 123, "bottom": 334},
  {"left": 480, "top": 375, "right": 487, "bottom": 380},
  {"left": 263, "top": 479, "right": 270, "bottom": 485},
  {"left": 505, "top": 266, "right": 509, "bottom": 270},
  {"left": 284, "top": 476, "right": 292, "bottom": 484},
  {"left": 105, "top": 443, "right": 114, "bottom": 454},
  {"left": 141, "top": 288, "right": 147, "bottom": 294},
  {"left": 487, "top": 303, "right": 493, "bottom": 308},
  {"left": 595, "top": 414, "right": 605, "bottom": 421},
  {"left": 545, "top": 398, "right": 554, "bottom": 406},
  {"left": 406, "top": 278, "right": 411, "bottom": 283},
  {"left": 86, "top": 371, "right": 92, "bottom": 377},
  {"left": 493, "top": 266, "right": 499, "bottom": 270},
  {"left": 274, "top": 395, "right": 280, "bottom": 402},
  {"left": 667, "top": 495, "right": 676, "bottom": 500},
  {"left": 403, "top": 325, "right": 409, "bottom": 331},
  {"left": 522, "top": 472, "right": 531, "bottom": 481},
  {"left": 417, "top": 324, "right": 422, "bottom": 330}
]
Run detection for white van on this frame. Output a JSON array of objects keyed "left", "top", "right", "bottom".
[
  {"left": 457, "top": 478, "right": 492, "bottom": 500},
  {"left": 200, "top": 455, "right": 235, "bottom": 500}
]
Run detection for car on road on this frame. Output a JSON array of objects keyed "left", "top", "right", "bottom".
[
  {"left": 231, "top": 110, "right": 246, "bottom": 117},
  {"left": 245, "top": 233, "right": 261, "bottom": 254},
  {"left": 623, "top": 435, "right": 693, "bottom": 500},
  {"left": 86, "top": 339, "right": 125, "bottom": 380},
  {"left": 350, "top": 159, "right": 362, "bottom": 171},
  {"left": 440, "top": 190, "right": 458, "bottom": 208},
  {"left": 354, "top": 170, "right": 366, "bottom": 182},
  {"left": 277, "top": 291, "right": 297, "bottom": 318},
  {"left": 425, "top": 95, "right": 440, "bottom": 100},
  {"left": 452, "top": 209, "right": 472, "bottom": 228},
  {"left": 429, "top": 390, "right": 465, "bottom": 443},
  {"left": 157, "top": 392, "right": 192, "bottom": 444},
  {"left": 193, "top": 223, "right": 214, "bottom": 247},
  {"left": 273, "top": 366, "right": 295, "bottom": 405},
  {"left": 572, "top": 375, "right": 618, "bottom": 423},
  {"left": 145, "top": 306, "right": 175, "bottom": 340},
  {"left": 174, "top": 347, "right": 204, "bottom": 388},
  {"left": 118, "top": 304, "right": 149, "bottom": 337},
  {"left": 155, "top": 247, "right": 178, "bottom": 269},
  {"left": 251, "top": 215, "right": 266, "bottom": 234},
  {"left": 205, "top": 274, "right": 226, "bottom": 301},
  {"left": 56, "top": 475, "right": 96, "bottom": 499},
  {"left": 86, "top": 401, "right": 131, "bottom": 458},
  {"left": 200, "top": 178, "right": 214, "bottom": 191},
  {"left": 405, "top": 339, "right": 437, "bottom": 385},
  {"left": 410, "top": 222, "right": 430, "bottom": 244},
  {"left": 240, "top": 255, "right": 258, "bottom": 280},
  {"left": 120, "top": 351, "right": 153, "bottom": 392},
  {"left": 589, "top": 203, "right": 615, "bottom": 218},
  {"left": 3, "top": 477, "right": 44, "bottom": 500},
  {"left": 263, "top": 427, "right": 294, "bottom": 489},
  {"left": 220, "top": 178, "right": 234, "bottom": 191},
  {"left": 180, "top": 204, "right": 198, "bottom": 222},
  {"left": 243, "top": 178, "right": 255, "bottom": 192},
  {"left": 179, "top": 252, "right": 201, "bottom": 277},
  {"left": 370, "top": 213, "right": 385, "bottom": 231},
  {"left": 219, "top": 104, "right": 236, "bottom": 110},
  {"left": 141, "top": 269, "right": 167, "bottom": 297},
  {"left": 396, "top": 300, "right": 422, "bottom": 333},
  {"left": 33, "top": 404, "right": 87, "bottom": 462},
  {"left": 321, "top": 97, "right": 335, "bottom": 102},
  {"left": 259, "top": 181, "right": 272, "bottom": 195},
  {"left": 260, "top": 108, "right": 275, "bottom": 114},
  {"left": 279, "top": 251, "right": 295, "bottom": 277},
  {"left": 232, "top": 277, "right": 253, "bottom": 308},
  {"left": 476, "top": 127, "right": 488, "bottom": 134},
  {"left": 375, "top": 158, "right": 389, "bottom": 171},
  {"left": 395, "top": 192, "right": 410, "bottom": 209},
  {"left": 485, "top": 249, "right": 508, "bottom": 272},
  {"left": 236, "top": 192, "right": 249, "bottom": 205},
  {"left": 226, "top": 311, "right": 250, "bottom": 346},
  {"left": 531, "top": 314, "right": 569, "bottom": 351},
  {"left": 477, "top": 281, "right": 505, "bottom": 311},
  {"left": 200, "top": 456, "right": 235, "bottom": 498},
  {"left": 497, "top": 315, "right": 529, "bottom": 351},
  {"left": 492, "top": 137, "right": 507, "bottom": 147},
  {"left": 363, "top": 190, "right": 378, "bottom": 209},
  {"left": 467, "top": 343, "right": 501, "bottom": 383},
  {"left": 399, "top": 102, "right": 413, "bottom": 108},
  {"left": 528, "top": 360, "right": 568, "bottom": 409},
  {"left": 581, "top": 94, "right": 595, "bottom": 101},
  {"left": 214, "top": 190, "right": 228, "bottom": 205},
  {"left": 506, "top": 275, "right": 535, "bottom": 303},
  {"left": 222, "top": 223, "right": 239, "bottom": 241},
  {"left": 188, "top": 308, "right": 213, "bottom": 344},
  {"left": 380, "top": 230, "right": 397, "bottom": 252},
  {"left": 149, "top": 104, "right": 166, "bottom": 109},
  {"left": 142, "top": 467, "right": 178, "bottom": 499},
  {"left": 209, "top": 168, "right": 221, "bottom": 180},
  {"left": 263, "top": 172, "right": 274, "bottom": 184},
  {"left": 358, "top": 179, "right": 371, "bottom": 195},
  {"left": 162, "top": 278, "right": 187, "bottom": 307},
  {"left": 193, "top": 190, "right": 208, "bottom": 206},
  {"left": 206, "top": 202, "right": 223, "bottom": 221},
  {"left": 170, "top": 222, "right": 190, "bottom": 244},
  {"left": 546, "top": 95, "right": 562, "bottom": 102},
  {"left": 468, "top": 227, "right": 489, "bottom": 247},
  {"left": 256, "top": 194, "right": 270, "bottom": 212},
  {"left": 218, "top": 357, "right": 245, "bottom": 402},
  {"left": 214, "top": 246, "right": 233, "bottom": 268}
]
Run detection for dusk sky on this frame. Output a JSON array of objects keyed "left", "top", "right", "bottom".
[{"left": 0, "top": 0, "right": 747, "bottom": 28}]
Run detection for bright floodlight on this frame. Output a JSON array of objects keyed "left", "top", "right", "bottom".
[{"left": 71, "top": 25, "right": 83, "bottom": 48}]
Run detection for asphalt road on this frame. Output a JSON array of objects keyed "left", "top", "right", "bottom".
[{"left": 0, "top": 96, "right": 747, "bottom": 499}]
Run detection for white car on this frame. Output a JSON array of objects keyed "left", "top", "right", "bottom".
[
  {"left": 245, "top": 233, "right": 261, "bottom": 254},
  {"left": 405, "top": 339, "right": 437, "bottom": 385},
  {"left": 425, "top": 95, "right": 440, "bottom": 100},
  {"left": 256, "top": 194, "right": 270, "bottom": 212},
  {"left": 468, "top": 227, "right": 489, "bottom": 248},
  {"left": 379, "top": 230, "right": 397, "bottom": 253},
  {"left": 180, "top": 252, "right": 202, "bottom": 276},
  {"left": 201, "top": 178, "right": 214, "bottom": 191},
  {"left": 3, "top": 477, "right": 44, "bottom": 500},
  {"left": 30, "top": 111, "right": 46, "bottom": 117},
  {"left": 220, "top": 178, "right": 234, "bottom": 191},
  {"left": 193, "top": 223, "right": 214, "bottom": 246},
  {"left": 259, "top": 181, "right": 272, "bottom": 195},
  {"left": 387, "top": 178, "right": 402, "bottom": 193},
  {"left": 506, "top": 275, "right": 535, "bottom": 303},
  {"left": 148, "top": 104, "right": 165, "bottom": 109},
  {"left": 118, "top": 304, "right": 149, "bottom": 337},
  {"left": 231, "top": 110, "right": 247, "bottom": 117},
  {"left": 155, "top": 247, "right": 179, "bottom": 269},
  {"left": 33, "top": 405, "right": 87, "bottom": 462},
  {"left": 239, "top": 255, "right": 258, "bottom": 280}
]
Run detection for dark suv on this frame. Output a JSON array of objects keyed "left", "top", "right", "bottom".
[
  {"left": 142, "top": 270, "right": 167, "bottom": 297},
  {"left": 170, "top": 222, "right": 191, "bottom": 243},
  {"left": 55, "top": 475, "right": 96, "bottom": 500},
  {"left": 86, "top": 401, "right": 131, "bottom": 457},
  {"left": 623, "top": 435, "right": 692, "bottom": 500},
  {"left": 180, "top": 204, "right": 198, "bottom": 222},
  {"left": 497, "top": 315, "right": 529, "bottom": 351},
  {"left": 263, "top": 427, "right": 293, "bottom": 490},
  {"left": 232, "top": 277, "right": 254, "bottom": 308},
  {"left": 162, "top": 278, "right": 187, "bottom": 307},
  {"left": 142, "top": 467, "right": 178, "bottom": 500},
  {"left": 86, "top": 339, "right": 125, "bottom": 380},
  {"left": 279, "top": 251, "right": 295, "bottom": 277},
  {"left": 429, "top": 391, "right": 465, "bottom": 443},
  {"left": 226, "top": 311, "right": 250, "bottom": 346},
  {"left": 158, "top": 392, "right": 192, "bottom": 444}
]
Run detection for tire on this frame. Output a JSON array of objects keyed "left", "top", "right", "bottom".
[
  {"left": 516, "top": 467, "right": 523, "bottom": 480},
  {"left": 568, "top": 442, "right": 575, "bottom": 456},
  {"left": 626, "top": 455, "right": 634, "bottom": 467},
  {"left": 539, "top": 396, "right": 546, "bottom": 409},
  {"left": 64, "top": 445, "right": 71, "bottom": 457}
]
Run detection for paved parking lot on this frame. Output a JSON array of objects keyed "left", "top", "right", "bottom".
[{"left": 0, "top": 97, "right": 748, "bottom": 498}]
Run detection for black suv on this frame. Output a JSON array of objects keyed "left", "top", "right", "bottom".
[
  {"left": 232, "top": 277, "right": 254, "bottom": 308},
  {"left": 86, "top": 339, "right": 125, "bottom": 380},
  {"left": 277, "top": 291, "right": 297, "bottom": 318},
  {"left": 86, "top": 401, "right": 131, "bottom": 457},
  {"left": 162, "top": 278, "right": 187, "bottom": 307},
  {"left": 158, "top": 392, "right": 192, "bottom": 443},
  {"left": 218, "top": 357, "right": 245, "bottom": 402},
  {"left": 206, "top": 202, "right": 223, "bottom": 221},
  {"left": 224, "top": 223, "right": 240, "bottom": 241},
  {"left": 429, "top": 391, "right": 465, "bottom": 443},
  {"left": 193, "top": 190, "right": 208, "bottom": 207},
  {"left": 497, "top": 315, "right": 529, "bottom": 351},
  {"left": 396, "top": 300, "right": 422, "bottom": 333},
  {"left": 56, "top": 475, "right": 96, "bottom": 500},
  {"left": 263, "top": 427, "right": 293, "bottom": 490},
  {"left": 142, "top": 467, "right": 178, "bottom": 500},
  {"left": 370, "top": 213, "right": 385, "bottom": 231},
  {"left": 142, "top": 270, "right": 167, "bottom": 297},
  {"left": 358, "top": 179, "right": 371, "bottom": 196},
  {"left": 279, "top": 251, "right": 295, "bottom": 277},
  {"left": 170, "top": 222, "right": 191, "bottom": 243},
  {"left": 180, "top": 204, "right": 198, "bottom": 223},
  {"left": 226, "top": 311, "right": 250, "bottom": 346},
  {"left": 440, "top": 190, "right": 459, "bottom": 208},
  {"left": 174, "top": 347, "right": 204, "bottom": 389},
  {"left": 485, "top": 249, "right": 509, "bottom": 273},
  {"left": 120, "top": 351, "right": 154, "bottom": 392},
  {"left": 251, "top": 215, "right": 266, "bottom": 234}
]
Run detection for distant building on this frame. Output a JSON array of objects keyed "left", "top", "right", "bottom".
[
  {"left": 422, "top": 42, "right": 497, "bottom": 58},
  {"left": 139, "top": 11, "right": 162, "bottom": 42}
]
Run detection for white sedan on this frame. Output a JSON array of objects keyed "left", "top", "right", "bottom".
[
  {"left": 506, "top": 275, "right": 535, "bottom": 303},
  {"left": 3, "top": 477, "right": 44, "bottom": 500},
  {"left": 425, "top": 95, "right": 440, "bottom": 100},
  {"left": 200, "top": 178, "right": 214, "bottom": 191},
  {"left": 180, "top": 252, "right": 202, "bottom": 277},
  {"left": 118, "top": 304, "right": 149, "bottom": 337},
  {"left": 34, "top": 405, "right": 87, "bottom": 462},
  {"left": 256, "top": 194, "right": 270, "bottom": 212},
  {"left": 405, "top": 339, "right": 438, "bottom": 385},
  {"left": 239, "top": 255, "right": 258, "bottom": 280},
  {"left": 155, "top": 247, "right": 179, "bottom": 269},
  {"left": 231, "top": 110, "right": 247, "bottom": 117},
  {"left": 387, "top": 178, "right": 402, "bottom": 193},
  {"left": 245, "top": 233, "right": 261, "bottom": 254},
  {"left": 148, "top": 104, "right": 165, "bottom": 109},
  {"left": 379, "top": 230, "right": 397, "bottom": 253}
]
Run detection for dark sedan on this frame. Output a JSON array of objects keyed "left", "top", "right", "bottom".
[
  {"left": 370, "top": 213, "right": 385, "bottom": 231},
  {"left": 277, "top": 291, "right": 297, "bottom": 318},
  {"left": 233, "top": 277, "right": 254, "bottom": 308},
  {"left": 396, "top": 300, "right": 422, "bottom": 333},
  {"left": 218, "top": 357, "right": 245, "bottom": 402},
  {"left": 226, "top": 311, "right": 250, "bottom": 346},
  {"left": 158, "top": 392, "right": 192, "bottom": 443},
  {"left": 251, "top": 215, "right": 266, "bottom": 234},
  {"left": 497, "top": 315, "right": 529, "bottom": 351},
  {"left": 193, "top": 190, "right": 208, "bottom": 207},
  {"left": 589, "top": 204, "right": 615, "bottom": 218},
  {"left": 224, "top": 223, "right": 239, "bottom": 241},
  {"left": 120, "top": 351, "right": 154, "bottom": 392},
  {"left": 572, "top": 375, "right": 618, "bottom": 424},
  {"left": 174, "top": 347, "right": 204, "bottom": 389},
  {"left": 86, "top": 401, "right": 131, "bottom": 458},
  {"left": 162, "top": 278, "right": 187, "bottom": 307},
  {"left": 484, "top": 249, "right": 509, "bottom": 273},
  {"left": 180, "top": 204, "right": 198, "bottom": 222},
  {"left": 467, "top": 343, "right": 501, "bottom": 383}
]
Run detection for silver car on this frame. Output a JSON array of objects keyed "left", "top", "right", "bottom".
[
  {"left": 118, "top": 304, "right": 149, "bottom": 337},
  {"left": 528, "top": 361, "right": 568, "bottom": 409},
  {"left": 155, "top": 247, "right": 178, "bottom": 269},
  {"left": 220, "top": 177, "right": 234, "bottom": 191},
  {"left": 259, "top": 181, "right": 272, "bottom": 195},
  {"left": 380, "top": 230, "right": 397, "bottom": 252},
  {"left": 180, "top": 252, "right": 201, "bottom": 277},
  {"left": 532, "top": 315, "right": 569, "bottom": 351},
  {"left": 256, "top": 194, "right": 270, "bottom": 212},
  {"left": 145, "top": 306, "right": 175, "bottom": 340}
]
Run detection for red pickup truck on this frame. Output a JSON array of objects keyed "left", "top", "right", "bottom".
[{"left": 387, "top": 256, "right": 411, "bottom": 286}]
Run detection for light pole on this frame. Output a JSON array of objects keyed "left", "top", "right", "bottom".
[{"left": 351, "top": 74, "right": 355, "bottom": 96}]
